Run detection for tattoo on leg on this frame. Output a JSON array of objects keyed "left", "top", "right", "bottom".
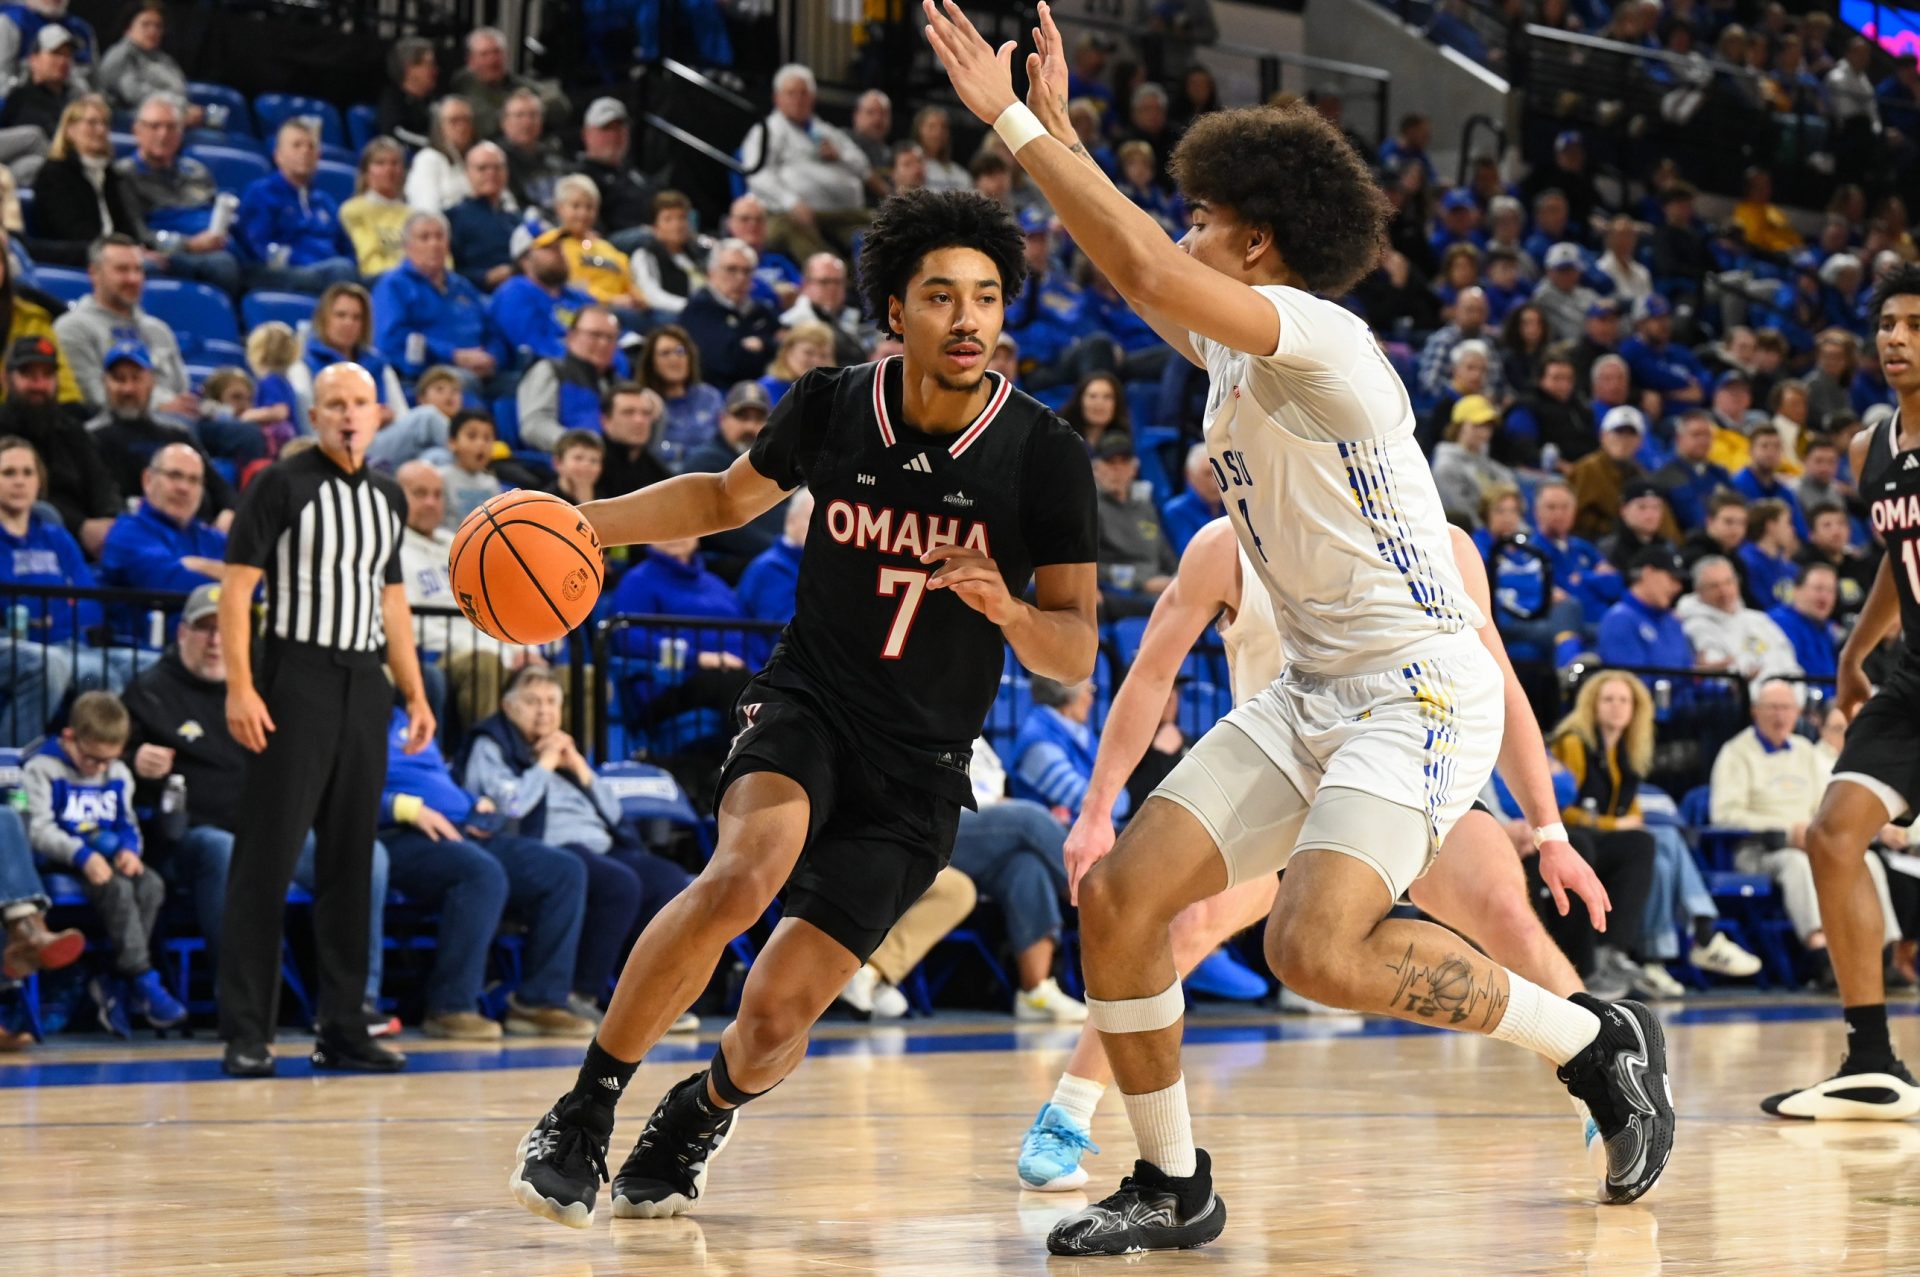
[{"left": 1384, "top": 945, "right": 1511, "bottom": 1029}]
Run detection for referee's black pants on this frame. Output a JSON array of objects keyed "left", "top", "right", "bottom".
[{"left": 217, "top": 644, "right": 392, "bottom": 1047}]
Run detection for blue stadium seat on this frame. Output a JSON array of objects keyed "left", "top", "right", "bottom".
[
  {"left": 199, "top": 338, "right": 247, "bottom": 366},
  {"left": 142, "top": 278, "right": 240, "bottom": 354},
  {"left": 347, "top": 104, "right": 380, "bottom": 152},
  {"left": 185, "top": 127, "right": 264, "bottom": 157},
  {"left": 184, "top": 363, "right": 218, "bottom": 390},
  {"left": 187, "top": 82, "right": 254, "bottom": 137},
  {"left": 109, "top": 131, "right": 136, "bottom": 159},
  {"left": 185, "top": 144, "right": 271, "bottom": 195},
  {"left": 599, "top": 761, "right": 714, "bottom": 858},
  {"left": 35, "top": 265, "right": 90, "bottom": 304},
  {"left": 311, "top": 159, "right": 357, "bottom": 207},
  {"left": 253, "top": 93, "right": 347, "bottom": 149},
  {"left": 242, "top": 290, "right": 315, "bottom": 333}
]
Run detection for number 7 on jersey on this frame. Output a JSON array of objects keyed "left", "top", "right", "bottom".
[{"left": 877, "top": 566, "right": 929, "bottom": 659}]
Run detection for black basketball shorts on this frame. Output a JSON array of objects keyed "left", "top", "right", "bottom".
[
  {"left": 1832, "top": 664, "right": 1920, "bottom": 821},
  {"left": 717, "top": 680, "right": 962, "bottom": 963}
]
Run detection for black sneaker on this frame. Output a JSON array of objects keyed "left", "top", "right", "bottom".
[
  {"left": 310, "top": 1031, "right": 407, "bottom": 1072},
  {"left": 510, "top": 1095, "right": 614, "bottom": 1228},
  {"left": 611, "top": 1071, "right": 737, "bottom": 1218},
  {"left": 1557, "top": 994, "right": 1675, "bottom": 1204},
  {"left": 1046, "top": 1149, "right": 1227, "bottom": 1256},
  {"left": 221, "top": 1040, "right": 275, "bottom": 1078},
  {"left": 1762, "top": 1057, "right": 1920, "bottom": 1121}
]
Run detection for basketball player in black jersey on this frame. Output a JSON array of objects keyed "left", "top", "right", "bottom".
[
  {"left": 509, "top": 189, "right": 1100, "bottom": 1227},
  {"left": 1765, "top": 264, "right": 1920, "bottom": 1120}
]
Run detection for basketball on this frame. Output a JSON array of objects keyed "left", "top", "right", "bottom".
[{"left": 448, "top": 491, "right": 603, "bottom": 645}]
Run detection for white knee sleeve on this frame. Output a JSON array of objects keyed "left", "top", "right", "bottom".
[{"left": 1086, "top": 978, "right": 1185, "bottom": 1034}]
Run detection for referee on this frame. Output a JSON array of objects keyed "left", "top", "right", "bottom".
[{"left": 216, "top": 363, "right": 436, "bottom": 1078}]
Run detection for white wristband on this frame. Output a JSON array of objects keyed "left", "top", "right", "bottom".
[
  {"left": 1533, "top": 822, "right": 1570, "bottom": 848},
  {"left": 992, "top": 102, "right": 1049, "bottom": 155}
]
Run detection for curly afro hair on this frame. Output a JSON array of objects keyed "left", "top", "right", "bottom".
[
  {"left": 1869, "top": 261, "right": 1920, "bottom": 324},
  {"left": 856, "top": 188, "right": 1028, "bottom": 337},
  {"left": 1170, "top": 103, "right": 1391, "bottom": 297}
]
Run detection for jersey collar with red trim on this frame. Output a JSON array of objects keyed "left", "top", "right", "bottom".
[{"left": 871, "top": 354, "right": 1013, "bottom": 458}]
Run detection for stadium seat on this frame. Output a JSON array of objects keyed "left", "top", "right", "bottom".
[
  {"left": 186, "top": 144, "right": 271, "bottom": 196},
  {"left": 109, "top": 131, "right": 136, "bottom": 159},
  {"left": 311, "top": 159, "right": 357, "bottom": 207},
  {"left": 187, "top": 81, "right": 254, "bottom": 137},
  {"left": 347, "top": 104, "right": 380, "bottom": 152},
  {"left": 253, "top": 93, "right": 347, "bottom": 149},
  {"left": 599, "top": 761, "right": 714, "bottom": 858},
  {"left": 35, "top": 265, "right": 91, "bottom": 305},
  {"left": 142, "top": 278, "right": 240, "bottom": 354},
  {"left": 241, "top": 290, "right": 316, "bottom": 333},
  {"left": 185, "top": 127, "right": 264, "bottom": 157},
  {"left": 199, "top": 338, "right": 247, "bottom": 366}
]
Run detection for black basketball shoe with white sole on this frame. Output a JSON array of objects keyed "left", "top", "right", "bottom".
[
  {"left": 611, "top": 1071, "right": 737, "bottom": 1218},
  {"left": 1045, "top": 1148, "right": 1227, "bottom": 1256},
  {"left": 509, "top": 1094, "right": 613, "bottom": 1229},
  {"left": 1762, "top": 1058, "right": 1920, "bottom": 1121},
  {"left": 1556, "top": 994, "right": 1675, "bottom": 1204}
]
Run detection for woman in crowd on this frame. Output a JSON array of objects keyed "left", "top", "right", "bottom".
[
  {"left": 912, "top": 106, "right": 970, "bottom": 191},
  {"left": 756, "top": 321, "right": 835, "bottom": 407},
  {"left": 405, "top": 95, "right": 475, "bottom": 211},
  {"left": 548, "top": 175, "right": 647, "bottom": 319},
  {"left": 341, "top": 138, "right": 413, "bottom": 279},
  {"left": 636, "top": 323, "right": 724, "bottom": 471},
  {"left": 98, "top": 2, "right": 199, "bottom": 120},
  {"left": 1061, "top": 370, "right": 1128, "bottom": 454},
  {"left": 29, "top": 95, "right": 146, "bottom": 267},
  {"left": 288, "top": 283, "right": 406, "bottom": 418},
  {"left": 1500, "top": 301, "right": 1552, "bottom": 392}
]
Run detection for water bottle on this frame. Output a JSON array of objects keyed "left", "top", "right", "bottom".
[
  {"left": 1653, "top": 678, "right": 1673, "bottom": 713},
  {"left": 159, "top": 774, "right": 188, "bottom": 842},
  {"left": 205, "top": 103, "right": 230, "bottom": 131},
  {"left": 147, "top": 609, "right": 165, "bottom": 651},
  {"left": 6, "top": 604, "right": 26, "bottom": 638},
  {"left": 208, "top": 191, "right": 239, "bottom": 239},
  {"left": 5, "top": 787, "right": 26, "bottom": 816},
  {"left": 1540, "top": 441, "right": 1562, "bottom": 473},
  {"left": 267, "top": 242, "right": 292, "bottom": 270}
]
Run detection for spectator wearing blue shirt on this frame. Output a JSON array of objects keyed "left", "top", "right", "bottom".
[
  {"left": 1619, "top": 294, "right": 1709, "bottom": 406},
  {"left": 98, "top": 442, "right": 226, "bottom": 602},
  {"left": 1650, "top": 410, "right": 1732, "bottom": 531},
  {"left": 298, "top": 282, "right": 406, "bottom": 412},
  {"left": 1010, "top": 676, "right": 1126, "bottom": 824},
  {"left": 444, "top": 142, "right": 521, "bottom": 292},
  {"left": 1531, "top": 478, "right": 1623, "bottom": 626},
  {"left": 1160, "top": 444, "right": 1224, "bottom": 555},
  {"left": 236, "top": 119, "right": 358, "bottom": 293},
  {"left": 490, "top": 238, "right": 597, "bottom": 366},
  {"left": 1378, "top": 112, "right": 1436, "bottom": 184},
  {"left": 86, "top": 344, "right": 237, "bottom": 525},
  {"left": 1066, "top": 31, "right": 1119, "bottom": 122},
  {"left": 1006, "top": 207, "right": 1119, "bottom": 391},
  {"left": 1430, "top": 188, "right": 1487, "bottom": 261},
  {"left": 609, "top": 537, "right": 755, "bottom": 732},
  {"left": 371, "top": 210, "right": 509, "bottom": 389},
  {"left": 1523, "top": 191, "right": 1584, "bottom": 269},
  {"left": 1113, "top": 139, "right": 1183, "bottom": 238},
  {"left": 737, "top": 488, "right": 812, "bottom": 665},
  {"left": 0, "top": 435, "right": 87, "bottom": 742},
  {"left": 1731, "top": 424, "right": 1809, "bottom": 539},
  {"left": 1596, "top": 547, "right": 1695, "bottom": 671},
  {"left": 1766, "top": 561, "right": 1841, "bottom": 679},
  {"left": 116, "top": 92, "right": 243, "bottom": 298},
  {"left": 1739, "top": 497, "right": 1803, "bottom": 607}
]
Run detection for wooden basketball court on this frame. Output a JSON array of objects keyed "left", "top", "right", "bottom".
[{"left": 5, "top": 1001, "right": 1920, "bottom": 1276}]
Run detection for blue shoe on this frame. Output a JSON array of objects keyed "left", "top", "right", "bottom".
[
  {"left": 1184, "top": 948, "right": 1268, "bottom": 1002},
  {"left": 127, "top": 968, "right": 187, "bottom": 1029},
  {"left": 1018, "top": 1103, "right": 1100, "bottom": 1192},
  {"left": 89, "top": 974, "right": 130, "bottom": 1039}
]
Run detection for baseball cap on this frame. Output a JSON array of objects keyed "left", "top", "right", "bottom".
[
  {"left": 1545, "top": 242, "right": 1583, "bottom": 270},
  {"left": 1630, "top": 545, "right": 1685, "bottom": 578},
  {"left": 1713, "top": 368, "right": 1750, "bottom": 393},
  {"left": 1441, "top": 189, "right": 1478, "bottom": 213},
  {"left": 1093, "top": 431, "right": 1135, "bottom": 460},
  {"left": 1632, "top": 294, "right": 1671, "bottom": 323},
  {"left": 1602, "top": 405, "right": 1647, "bottom": 434},
  {"left": 183, "top": 583, "right": 221, "bottom": 626},
  {"left": 1555, "top": 129, "right": 1585, "bottom": 152},
  {"left": 1622, "top": 477, "right": 1664, "bottom": 504},
  {"left": 583, "top": 97, "right": 629, "bottom": 129},
  {"left": 724, "top": 380, "right": 771, "bottom": 415},
  {"left": 1017, "top": 205, "right": 1051, "bottom": 236},
  {"left": 34, "top": 24, "right": 74, "bottom": 53},
  {"left": 1585, "top": 298, "right": 1621, "bottom": 320},
  {"left": 1450, "top": 394, "right": 1499, "bottom": 427},
  {"left": 994, "top": 331, "right": 1019, "bottom": 355},
  {"left": 104, "top": 341, "right": 151, "bottom": 371},
  {"left": 5, "top": 335, "right": 57, "bottom": 370}
]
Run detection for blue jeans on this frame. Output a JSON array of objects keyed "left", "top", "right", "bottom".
[
  {"left": 0, "top": 807, "right": 47, "bottom": 912},
  {"left": 947, "top": 799, "right": 1069, "bottom": 953},
  {"left": 364, "top": 406, "right": 452, "bottom": 472},
  {"left": 1640, "top": 823, "right": 1717, "bottom": 961},
  {"left": 165, "top": 825, "right": 388, "bottom": 1001},
  {"left": 246, "top": 258, "right": 360, "bottom": 294},
  {"left": 0, "top": 637, "right": 69, "bottom": 745},
  {"left": 194, "top": 414, "right": 270, "bottom": 466},
  {"left": 383, "top": 829, "right": 587, "bottom": 1013},
  {"left": 160, "top": 248, "right": 244, "bottom": 297},
  {"left": 564, "top": 842, "right": 693, "bottom": 1001}
]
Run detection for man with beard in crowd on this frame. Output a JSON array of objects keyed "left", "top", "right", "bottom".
[
  {"left": 1500, "top": 354, "right": 1593, "bottom": 470},
  {"left": 85, "top": 342, "right": 233, "bottom": 525},
  {"left": 0, "top": 334, "right": 116, "bottom": 552},
  {"left": 490, "top": 232, "right": 596, "bottom": 364}
]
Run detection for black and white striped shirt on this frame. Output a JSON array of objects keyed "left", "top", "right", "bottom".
[{"left": 226, "top": 449, "right": 407, "bottom": 654}]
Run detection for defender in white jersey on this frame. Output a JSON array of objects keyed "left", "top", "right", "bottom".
[{"left": 927, "top": 3, "right": 1675, "bottom": 1255}]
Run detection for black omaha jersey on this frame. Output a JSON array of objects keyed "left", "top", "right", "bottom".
[
  {"left": 1864, "top": 412, "right": 1920, "bottom": 660},
  {"left": 747, "top": 357, "right": 1097, "bottom": 804}
]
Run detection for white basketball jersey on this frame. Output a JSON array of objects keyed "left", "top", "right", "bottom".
[
  {"left": 1218, "top": 544, "right": 1283, "bottom": 706},
  {"left": 1191, "top": 285, "right": 1483, "bottom": 677}
]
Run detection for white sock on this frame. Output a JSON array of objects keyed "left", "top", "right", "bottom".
[
  {"left": 1121, "top": 1075, "right": 1196, "bottom": 1177},
  {"left": 1490, "top": 973, "right": 1602, "bottom": 1066},
  {"left": 1050, "top": 1072, "right": 1105, "bottom": 1130}
]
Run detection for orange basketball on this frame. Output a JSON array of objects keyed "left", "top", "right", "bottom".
[{"left": 448, "top": 491, "right": 603, "bottom": 645}]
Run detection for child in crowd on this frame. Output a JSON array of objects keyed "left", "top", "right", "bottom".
[
  {"left": 546, "top": 428, "right": 603, "bottom": 506},
  {"left": 244, "top": 322, "right": 303, "bottom": 441},
  {"left": 22, "top": 692, "right": 186, "bottom": 1037},
  {"left": 439, "top": 409, "right": 505, "bottom": 529},
  {"left": 369, "top": 364, "right": 462, "bottom": 472},
  {"left": 202, "top": 366, "right": 295, "bottom": 456}
]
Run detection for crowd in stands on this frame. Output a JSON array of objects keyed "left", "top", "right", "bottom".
[{"left": 6, "top": 0, "right": 1920, "bottom": 1049}]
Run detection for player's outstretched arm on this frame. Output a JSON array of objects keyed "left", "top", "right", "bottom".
[
  {"left": 578, "top": 452, "right": 789, "bottom": 549},
  {"left": 923, "top": 0, "right": 1280, "bottom": 359},
  {"left": 1449, "top": 527, "right": 1611, "bottom": 928},
  {"left": 1064, "top": 519, "right": 1238, "bottom": 898}
]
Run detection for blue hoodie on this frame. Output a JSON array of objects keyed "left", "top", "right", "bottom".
[
  {"left": 609, "top": 550, "right": 750, "bottom": 702},
  {"left": 371, "top": 259, "right": 509, "bottom": 379},
  {"left": 1767, "top": 604, "right": 1839, "bottom": 679},
  {"left": 1535, "top": 531, "right": 1623, "bottom": 620},
  {"left": 1731, "top": 468, "right": 1809, "bottom": 540},
  {"left": 235, "top": 171, "right": 353, "bottom": 266},
  {"left": 1009, "top": 704, "right": 1127, "bottom": 823},
  {"left": 0, "top": 511, "right": 101, "bottom": 643},
  {"left": 1740, "top": 542, "right": 1801, "bottom": 607},
  {"left": 98, "top": 499, "right": 227, "bottom": 604},
  {"left": 1160, "top": 489, "right": 1221, "bottom": 556},
  {"left": 736, "top": 537, "right": 802, "bottom": 665},
  {"left": 379, "top": 706, "right": 475, "bottom": 826},
  {"left": 488, "top": 275, "right": 596, "bottom": 364},
  {"left": 1620, "top": 335, "right": 1711, "bottom": 397},
  {"left": 303, "top": 340, "right": 398, "bottom": 405},
  {"left": 22, "top": 737, "right": 140, "bottom": 870},
  {"left": 1597, "top": 593, "right": 1693, "bottom": 669},
  {"left": 1005, "top": 269, "right": 1092, "bottom": 366}
]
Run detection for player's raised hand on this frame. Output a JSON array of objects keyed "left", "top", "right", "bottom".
[
  {"left": 922, "top": 543, "right": 1019, "bottom": 625},
  {"left": 1026, "top": 1, "right": 1072, "bottom": 131},
  {"left": 1537, "top": 836, "right": 1612, "bottom": 931},
  {"left": 921, "top": 0, "right": 1020, "bottom": 126}
]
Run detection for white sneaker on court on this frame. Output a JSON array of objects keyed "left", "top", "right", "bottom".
[
  {"left": 838, "top": 964, "right": 881, "bottom": 1016},
  {"left": 1015, "top": 977, "right": 1089, "bottom": 1023},
  {"left": 871, "top": 981, "right": 910, "bottom": 1019},
  {"left": 1689, "top": 932, "right": 1762, "bottom": 978}
]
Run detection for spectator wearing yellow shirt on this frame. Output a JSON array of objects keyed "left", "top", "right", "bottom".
[
  {"left": 547, "top": 175, "right": 646, "bottom": 321},
  {"left": 1732, "top": 167, "right": 1805, "bottom": 256},
  {"left": 341, "top": 137, "right": 415, "bottom": 280}
]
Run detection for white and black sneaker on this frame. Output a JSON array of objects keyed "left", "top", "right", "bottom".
[
  {"left": 509, "top": 1094, "right": 613, "bottom": 1229},
  {"left": 1556, "top": 994, "right": 1675, "bottom": 1205},
  {"left": 611, "top": 1071, "right": 737, "bottom": 1218},
  {"left": 1761, "top": 1058, "right": 1920, "bottom": 1121},
  {"left": 1045, "top": 1149, "right": 1227, "bottom": 1256}
]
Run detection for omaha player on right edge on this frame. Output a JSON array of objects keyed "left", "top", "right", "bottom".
[
  {"left": 1764, "top": 263, "right": 1920, "bottom": 1120},
  {"left": 925, "top": 2, "right": 1675, "bottom": 1255}
]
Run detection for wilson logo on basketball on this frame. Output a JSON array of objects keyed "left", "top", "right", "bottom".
[{"left": 561, "top": 568, "right": 590, "bottom": 602}]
